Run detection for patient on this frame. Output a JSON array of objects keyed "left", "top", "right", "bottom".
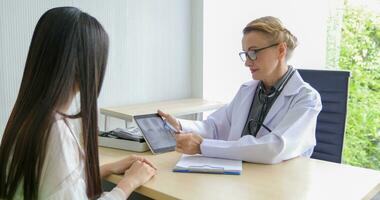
[{"left": 0, "top": 7, "right": 156, "bottom": 199}]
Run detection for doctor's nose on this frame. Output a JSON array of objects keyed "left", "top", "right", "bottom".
[{"left": 245, "top": 59, "right": 254, "bottom": 68}]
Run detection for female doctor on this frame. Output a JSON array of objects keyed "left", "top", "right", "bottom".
[{"left": 159, "top": 16, "right": 322, "bottom": 164}]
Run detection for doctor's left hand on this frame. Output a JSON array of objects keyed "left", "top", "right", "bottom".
[{"left": 175, "top": 133, "right": 203, "bottom": 155}]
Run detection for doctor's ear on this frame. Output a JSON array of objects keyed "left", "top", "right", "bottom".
[{"left": 277, "top": 42, "right": 287, "bottom": 60}]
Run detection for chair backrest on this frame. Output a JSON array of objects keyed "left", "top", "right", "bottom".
[{"left": 298, "top": 69, "right": 350, "bottom": 163}]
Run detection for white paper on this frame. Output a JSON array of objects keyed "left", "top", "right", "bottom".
[{"left": 174, "top": 154, "right": 242, "bottom": 174}]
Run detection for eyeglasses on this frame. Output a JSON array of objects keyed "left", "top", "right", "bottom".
[{"left": 239, "top": 43, "right": 279, "bottom": 62}]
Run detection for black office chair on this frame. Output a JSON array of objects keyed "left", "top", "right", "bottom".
[{"left": 298, "top": 69, "right": 350, "bottom": 163}]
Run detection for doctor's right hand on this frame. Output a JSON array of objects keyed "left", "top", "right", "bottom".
[{"left": 158, "top": 109, "right": 182, "bottom": 132}]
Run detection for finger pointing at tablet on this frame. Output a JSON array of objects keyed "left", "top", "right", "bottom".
[{"left": 158, "top": 109, "right": 182, "bottom": 132}]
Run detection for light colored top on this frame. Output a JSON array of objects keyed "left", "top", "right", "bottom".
[
  {"left": 99, "top": 147, "right": 380, "bottom": 200},
  {"left": 100, "top": 98, "right": 225, "bottom": 121},
  {"left": 15, "top": 117, "right": 126, "bottom": 200},
  {"left": 180, "top": 71, "right": 322, "bottom": 164}
]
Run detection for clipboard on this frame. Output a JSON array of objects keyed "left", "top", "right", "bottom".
[{"left": 173, "top": 154, "right": 242, "bottom": 175}]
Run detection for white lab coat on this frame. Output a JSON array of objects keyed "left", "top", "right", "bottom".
[{"left": 180, "top": 71, "right": 322, "bottom": 164}]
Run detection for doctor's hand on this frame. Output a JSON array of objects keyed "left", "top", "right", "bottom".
[
  {"left": 158, "top": 109, "right": 182, "bottom": 132},
  {"left": 175, "top": 133, "right": 203, "bottom": 155}
]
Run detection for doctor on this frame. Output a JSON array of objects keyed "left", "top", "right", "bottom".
[{"left": 159, "top": 16, "right": 322, "bottom": 164}]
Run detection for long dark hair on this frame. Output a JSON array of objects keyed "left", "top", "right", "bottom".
[{"left": 0, "top": 7, "right": 109, "bottom": 199}]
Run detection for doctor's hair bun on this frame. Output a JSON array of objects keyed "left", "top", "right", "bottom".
[{"left": 243, "top": 16, "right": 298, "bottom": 60}]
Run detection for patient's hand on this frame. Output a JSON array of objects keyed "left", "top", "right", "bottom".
[
  {"left": 100, "top": 155, "right": 156, "bottom": 178},
  {"left": 117, "top": 160, "right": 157, "bottom": 197}
]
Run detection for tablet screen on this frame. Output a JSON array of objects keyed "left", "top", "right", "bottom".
[{"left": 134, "top": 114, "right": 176, "bottom": 154}]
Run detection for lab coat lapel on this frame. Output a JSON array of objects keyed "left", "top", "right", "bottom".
[
  {"left": 263, "top": 94, "right": 286, "bottom": 125},
  {"left": 229, "top": 81, "right": 258, "bottom": 140},
  {"left": 263, "top": 71, "right": 303, "bottom": 125}
]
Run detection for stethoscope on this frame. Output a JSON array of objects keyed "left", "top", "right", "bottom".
[{"left": 248, "top": 68, "right": 296, "bottom": 135}]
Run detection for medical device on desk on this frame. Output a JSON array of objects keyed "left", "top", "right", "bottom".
[{"left": 98, "top": 126, "right": 149, "bottom": 152}]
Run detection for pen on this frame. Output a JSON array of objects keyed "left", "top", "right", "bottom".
[{"left": 164, "top": 121, "right": 180, "bottom": 133}]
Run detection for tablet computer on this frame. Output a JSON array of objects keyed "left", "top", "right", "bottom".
[{"left": 134, "top": 113, "right": 176, "bottom": 154}]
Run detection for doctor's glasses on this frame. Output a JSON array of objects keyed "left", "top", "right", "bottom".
[{"left": 239, "top": 43, "right": 279, "bottom": 62}]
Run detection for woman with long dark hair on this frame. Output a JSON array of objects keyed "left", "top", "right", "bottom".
[{"left": 0, "top": 7, "right": 156, "bottom": 199}]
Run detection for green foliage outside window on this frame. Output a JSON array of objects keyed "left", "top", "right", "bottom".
[{"left": 337, "top": 2, "right": 380, "bottom": 169}]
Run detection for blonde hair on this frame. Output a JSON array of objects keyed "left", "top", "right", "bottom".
[{"left": 243, "top": 16, "right": 298, "bottom": 60}]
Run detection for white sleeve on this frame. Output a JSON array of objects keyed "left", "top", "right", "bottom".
[
  {"left": 179, "top": 86, "right": 242, "bottom": 140},
  {"left": 40, "top": 119, "right": 127, "bottom": 200},
  {"left": 46, "top": 178, "right": 127, "bottom": 200},
  {"left": 179, "top": 105, "right": 231, "bottom": 140},
  {"left": 200, "top": 89, "right": 322, "bottom": 164},
  {"left": 40, "top": 120, "right": 87, "bottom": 199},
  {"left": 98, "top": 187, "right": 127, "bottom": 200}
]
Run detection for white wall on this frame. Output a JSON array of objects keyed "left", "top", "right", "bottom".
[
  {"left": 190, "top": 0, "right": 203, "bottom": 98},
  {"left": 0, "top": 0, "right": 202, "bottom": 134},
  {"left": 0, "top": 0, "right": 334, "bottom": 134},
  {"left": 203, "top": 0, "right": 330, "bottom": 102}
]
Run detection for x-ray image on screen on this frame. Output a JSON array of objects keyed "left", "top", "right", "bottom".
[{"left": 134, "top": 114, "right": 176, "bottom": 153}]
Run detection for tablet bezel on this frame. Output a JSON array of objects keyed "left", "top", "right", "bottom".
[{"left": 134, "top": 113, "right": 176, "bottom": 154}]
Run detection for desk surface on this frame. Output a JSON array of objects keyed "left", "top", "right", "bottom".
[
  {"left": 99, "top": 147, "right": 380, "bottom": 200},
  {"left": 100, "top": 98, "right": 225, "bottom": 121}
]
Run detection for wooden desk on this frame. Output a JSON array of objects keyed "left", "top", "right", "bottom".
[
  {"left": 100, "top": 98, "right": 225, "bottom": 130},
  {"left": 99, "top": 147, "right": 380, "bottom": 200}
]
